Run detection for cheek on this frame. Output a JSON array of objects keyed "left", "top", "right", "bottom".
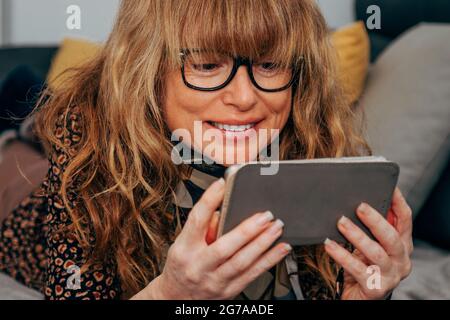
[
  {"left": 163, "top": 73, "right": 209, "bottom": 130},
  {"left": 264, "top": 92, "right": 292, "bottom": 124}
]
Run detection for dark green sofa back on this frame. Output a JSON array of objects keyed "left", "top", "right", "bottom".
[
  {"left": 0, "top": 47, "right": 58, "bottom": 85},
  {"left": 355, "top": 0, "right": 450, "bottom": 61}
]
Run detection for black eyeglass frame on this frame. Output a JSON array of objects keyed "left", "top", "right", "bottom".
[{"left": 180, "top": 49, "right": 303, "bottom": 93}]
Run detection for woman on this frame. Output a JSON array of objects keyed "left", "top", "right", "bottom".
[{"left": 0, "top": 0, "right": 413, "bottom": 300}]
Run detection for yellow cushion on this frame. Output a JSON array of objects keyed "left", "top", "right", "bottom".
[
  {"left": 47, "top": 38, "right": 101, "bottom": 89},
  {"left": 331, "top": 21, "right": 370, "bottom": 104}
]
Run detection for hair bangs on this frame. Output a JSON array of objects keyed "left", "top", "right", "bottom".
[{"left": 163, "top": 0, "right": 305, "bottom": 70}]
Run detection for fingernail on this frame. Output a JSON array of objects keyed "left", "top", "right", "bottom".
[
  {"left": 268, "top": 219, "right": 284, "bottom": 234},
  {"left": 257, "top": 211, "right": 274, "bottom": 226},
  {"left": 338, "top": 215, "right": 351, "bottom": 230},
  {"left": 358, "top": 202, "right": 369, "bottom": 215},
  {"left": 324, "top": 238, "right": 337, "bottom": 249},
  {"left": 217, "top": 178, "right": 225, "bottom": 186},
  {"left": 282, "top": 243, "right": 292, "bottom": 253}
]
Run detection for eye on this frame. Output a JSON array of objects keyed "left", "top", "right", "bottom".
[
  {"left": 191, "top": 63, "right": 221, "bottom": 72},
  {"left": 260, "top": 62, "right": 278, "bottom": 70},
  {"left": 255, "top": 61, "right": 283, "bottom": 74}
]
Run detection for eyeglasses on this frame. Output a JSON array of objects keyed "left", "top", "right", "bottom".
[{"left": 180, "top": 49, "right": 302, "bottom": 93}]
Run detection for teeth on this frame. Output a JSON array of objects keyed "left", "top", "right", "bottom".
[{"left": 211, "top": 122, "right": 255, "bottom": 132}]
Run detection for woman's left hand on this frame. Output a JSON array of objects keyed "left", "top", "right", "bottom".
[{"left": 324, "top": 187, "right": 414, "bottom": 300}]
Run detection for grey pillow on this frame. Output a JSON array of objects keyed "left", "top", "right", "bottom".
[
  {"left": 0, "top": 273, "right": 43, "bottom": 300},
  {"left": 360, "top": 23, "right": 450, "bottom": 218}
]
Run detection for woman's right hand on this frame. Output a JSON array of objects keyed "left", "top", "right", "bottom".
[{"left": 134, "top": 178, "right": 292, "bottom": 300}]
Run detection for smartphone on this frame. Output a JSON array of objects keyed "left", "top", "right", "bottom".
[{"left": 217, "top": 156, "right": 400, "bottom": 245}]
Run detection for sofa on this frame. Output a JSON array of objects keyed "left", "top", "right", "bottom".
[
  {"left": 0, "top": 1, "right": 449, "bottom": 299},
  {"left": 355, "top": 0, "right": 450, "bottom": 299}
]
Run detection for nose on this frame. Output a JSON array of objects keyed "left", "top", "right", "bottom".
[{"left": 223, "top": 66, "right": 258, "bottom": 112}]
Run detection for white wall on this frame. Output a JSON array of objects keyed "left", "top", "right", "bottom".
[
  {"left": 1, "top": 0, "right": 355, "bottom": 46},
  {"left": 0, "top": 0, "right": 4, "bottom": 45},
  {"left": 2, "top": 0, "right": 120, "bottom": 46},
  {"left": 317, "top": 0, "right": 356, "bottom": 29}
]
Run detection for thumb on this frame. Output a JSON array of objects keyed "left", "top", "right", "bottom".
[
  {"left": 387, "top": 208, "right": 397, "bottom": 227},
  {"left": 206, "top": 211, "right": 220, "bottom": 245},
  {"left": 182, "top": 178, "right": 225, "bottom": 240}
]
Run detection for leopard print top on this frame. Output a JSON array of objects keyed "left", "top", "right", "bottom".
[
  {"left": 0, "top": 106, "right": 121, "bottom": 299},
  {"left": 0, "top": 105, "right": 342, "bottom": 300}
]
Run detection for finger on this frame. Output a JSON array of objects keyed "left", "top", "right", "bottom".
[
  {"left": 217, "top": 219, "right": 284, "bottom": 279},
  {"left": 390, "top": 189, "right": 414, "bottom": 255},
  {"left": 390, "top": 188, "right": 413, "bottom": 240},
  {"left": 386, "top": 208, "right": 397, "bottom": 227},
  {"left": 324, "top": 238, "right": 369, "bottom": 285},
  {"left": 337, "top": 215, "right": 391, "bottom": 269},
  {"left": 183, "top": 178, "right": 225, "bottom": 240},
  {"left": 203, "top": 210, "right": 275, "bottom": 269},
  {"left": 356, "top": 203, "right": 404, "bottom": 257},
  {"left": 231, "top": 242, "right": 292, "bottom": 291},
  {"left": 206, "top": 211, "right": 220, "bottom": 245}
]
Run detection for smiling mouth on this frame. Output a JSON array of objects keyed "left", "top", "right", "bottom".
[{"left": 207, "top": 121, "right": 261, "bottom": 132}]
